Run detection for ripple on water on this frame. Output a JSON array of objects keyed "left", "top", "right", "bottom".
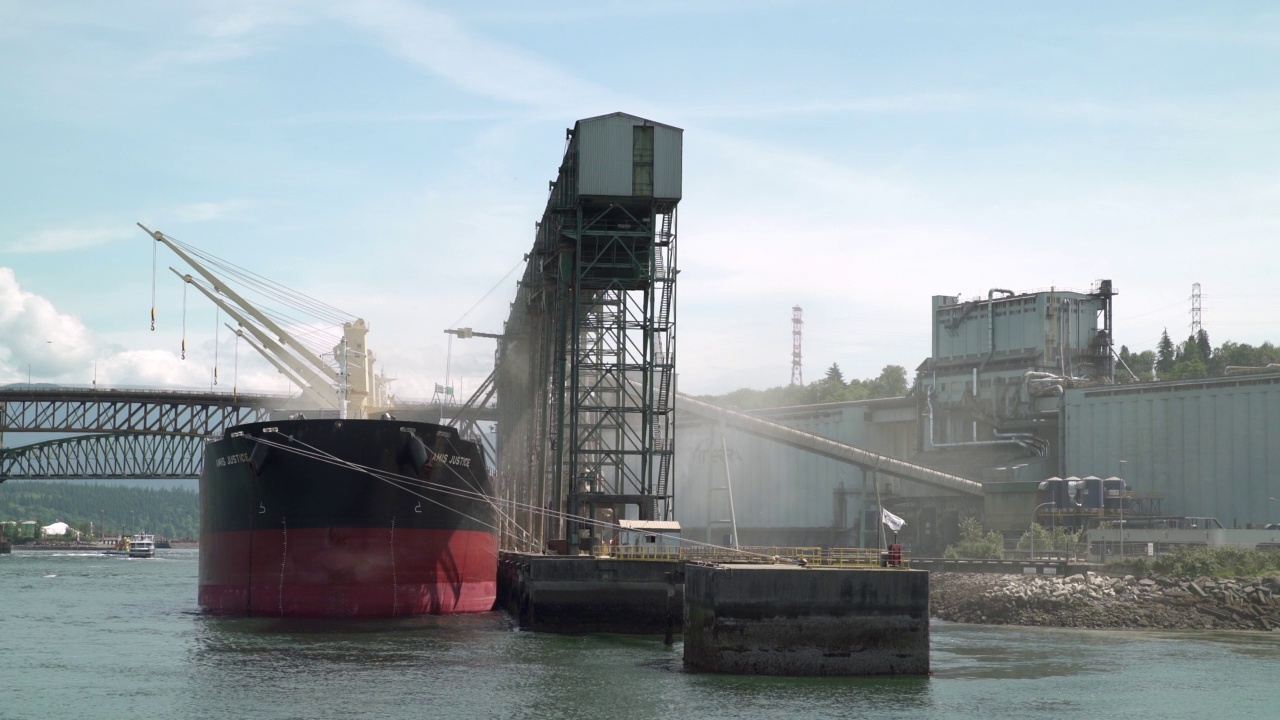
[{"left": 5, "top": 553, "right": 1280, "bottom": 720}]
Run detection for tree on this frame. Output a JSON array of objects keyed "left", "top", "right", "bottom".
[
  {"left": 1210, "top": 340, "right": 1280, "bottom": 375},
  {"left": 824, "top": 363, "right": 846, "bottom": 385},
  {"left": 1167, "top": 355, "right": 1208, "bottom": 381},
  {"left": 1116, "top": 346, "right": 1155, "bottom": 383},
  {"left": 1156, "top": 329, "right": 1176, "bottom": 375},
  {"left": 869, "top": 365, "right": 909, "bottom": 398},
  {"left": 1195, "top": 328, "right": 1212, "bottom": 365}
]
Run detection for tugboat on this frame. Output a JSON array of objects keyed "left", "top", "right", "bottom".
[{"left": 102, "top": 535, "right": 131, "bottom": 557}]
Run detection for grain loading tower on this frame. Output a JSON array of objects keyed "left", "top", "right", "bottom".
[{"left": 498, "top": 113, "right": 681, "bottom": 553}]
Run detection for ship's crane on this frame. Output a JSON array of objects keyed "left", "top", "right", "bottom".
[{"left": 140, "top": 223, "right": 388, "bottom": 419}]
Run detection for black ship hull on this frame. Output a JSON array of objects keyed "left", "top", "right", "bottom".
[{"left": 199, "top": 418, "right": 498, "bottom": 617}]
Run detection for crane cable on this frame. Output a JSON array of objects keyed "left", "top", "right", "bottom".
[
  {"left": 233, "top": 331, "right": 239, "bottom": 402},
  {"left": 213, "top": 307, "right": 219, "bottom": 386},
  {"left": 245, "top": 432, "right": 774, "bottom": 561},
  {"left": 180, "top": 281, "right": 187, "bottom": 360},
  {"left": 150, "top": 239, "right": 157, "bottom": 331}
]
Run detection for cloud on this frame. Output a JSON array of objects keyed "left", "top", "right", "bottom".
[
  {"left": 171, "top": 200, "right": 255, "bottom": 223},
  {"left": 328, "top": 0, "right": 617, "bottom": 109},
  {"left": 678, "top": 94, "right": 980, "bottom": 120},
  {"left": 0, "top": 267, "right": 298, "bottom": 390},
  {"left": 140, "top": 0, "right": 308, "bottom": 68},
  {"left": 0, "top": 268, "right": 97, "bottom": 381},
  {"left": 4, "top": 227, "right": 133, "bottom": 254},
  {"left": 95, "top": 348, "right": 219, "bottom": 388},
  {"left": 193, "top": 2, "right": 307, "bottom": 39},
  {"left": 1101, "top": 13, "right": 1280, "bottom": 47}
]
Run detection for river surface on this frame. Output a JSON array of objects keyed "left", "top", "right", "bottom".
[{"left": 2, "top": 549, "right": 1278, "bottom": 719}]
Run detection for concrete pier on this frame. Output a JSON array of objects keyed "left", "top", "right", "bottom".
[
  {"left": 683, "top": 563, "right": 930, "bottom": 676},
  {"left": 499, "top": 552, "right": 683, "bottom": 634}
]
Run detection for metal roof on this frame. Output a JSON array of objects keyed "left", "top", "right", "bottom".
[{"left": 575, "top": 111, "right": 683, "bottom": 132}]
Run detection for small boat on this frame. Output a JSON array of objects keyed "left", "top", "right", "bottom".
[
  {"left": 129, "top": 533, "right": 156, "bottom": 558},
  {"left": 102, "top": 536, "right": 131, "bottom": 557}
]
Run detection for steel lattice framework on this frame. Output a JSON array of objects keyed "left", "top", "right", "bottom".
[
  {"left": 1, "top": 434, "right": 205, "bottom": 480},
  {"left": 0, "top": 388, "right": 500, "bottom": 481},
  {"left": 0, "top": 388, "right": 274, "bottom": 436},
  {"left": 497, "top": 114, "right": 680, "bottom": 551},
  {"left": 0, "top": 388, "right": 276, "bottom": 481}
]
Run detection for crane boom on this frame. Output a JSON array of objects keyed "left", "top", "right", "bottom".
[
  {"left": 140, "top": 223, "right": 340, "bottom": 384},
  {"left": 170, "top": 269, "right": 339, "bottom": 407},
  {"left": 224, "top": 323, "right": 336, "bottom": 409}
]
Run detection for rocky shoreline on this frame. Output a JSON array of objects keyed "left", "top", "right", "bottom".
[{"left": 931, "top": 571, "right": 1280, "bottom": 632}]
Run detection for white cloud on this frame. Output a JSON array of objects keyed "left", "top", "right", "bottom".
[
  {"left": 0, "top": 268, "right": 97, "bottom": 381},
  {"left": 139, "top": 0, "right": 308, "bottom": 69},
  {"left": 194, "top": 2, "right": 306, "bottom": 39},
  {"left": 0, "top": 268, "right": 276, "bottom": 390},
  {"left": 328, "top": 0, "right": 618, "bottom": 109},
  {"left": 171, "top": 200, "right": 255, "bottom": 223},
  {"left": 5, "top": 227, "right": 133, "bottom": 254}
]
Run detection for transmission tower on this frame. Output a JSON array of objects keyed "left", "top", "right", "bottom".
[
  {"left": 1190, "top": 283, "right": 1202, "bottom": 335},
  {"left": 790, "top": 305, "right": 804, "bottom": 386}
]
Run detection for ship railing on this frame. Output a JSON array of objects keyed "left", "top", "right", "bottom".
[{"left": 592, "top": 544, "right": 909, "bottom": 567}]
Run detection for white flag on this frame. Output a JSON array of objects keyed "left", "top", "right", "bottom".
[{"left": 881, "top": 508, "right": 906, "bottom": 532}]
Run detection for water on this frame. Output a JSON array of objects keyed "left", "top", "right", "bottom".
[{"left": 3, "top": 550, "right": 1279, "bottom": 720}]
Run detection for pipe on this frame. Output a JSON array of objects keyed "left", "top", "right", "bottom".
[
  {"left": 978, "top": 289, "right": 1015, "bottom": 419},
  {"left": 718, "top": 426, "right": 739, "bottom": 549},
  {"left": 972, "top": 367, "right": 979, "bottom": 440},
  {"left": 1224, "top": 364, "right": 1280, "bottom": 376},
  {"left": 926, "top": 392, "right": 1027, "bottom": 453},
  {"left": 676, "top": 391, "right": 984, "bottom": 497}
]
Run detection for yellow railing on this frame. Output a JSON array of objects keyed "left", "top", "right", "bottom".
[{"left": 603, "top": 544, "right": 684, "bottom": 561}]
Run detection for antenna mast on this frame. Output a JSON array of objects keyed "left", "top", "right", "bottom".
[{"left": 790, "top": 305, "right": 804, "bottom": 386}]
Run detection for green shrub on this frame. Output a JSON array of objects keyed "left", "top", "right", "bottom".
[
  {"left": 943, "top": 517, "right": 1004, "bottom": 559},
  {"left": 1016, "top": 523, "right": 1080, "bottom": 554},
  {"left": 1149, "top": 546, "right": 1280, "bottom": 578}
]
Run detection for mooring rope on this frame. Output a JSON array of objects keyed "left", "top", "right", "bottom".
[{"left": 240, "top": 432, "right": 779, "bottom": 561}]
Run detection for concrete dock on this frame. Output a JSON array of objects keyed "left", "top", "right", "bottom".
[
  {"left": 499, "top": 552, "right": 683, "bottom": 634},
  {"left": 683, "top": 563, "right": 930, "bottom": 676}
]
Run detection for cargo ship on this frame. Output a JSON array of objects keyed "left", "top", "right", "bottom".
[{"left": 198, "top": 417, "right": 498, "bottom": 617}]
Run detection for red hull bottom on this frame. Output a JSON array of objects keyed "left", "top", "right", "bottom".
[{"left": 199, "top": 528, "right": 498, "bottom": 617}]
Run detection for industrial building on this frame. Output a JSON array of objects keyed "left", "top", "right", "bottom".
[{"left": 674, "top": 282, "right": 1280, "bottom": 555}]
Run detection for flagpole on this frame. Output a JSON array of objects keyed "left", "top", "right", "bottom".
[{"left": 874, "top": 471, "right": 884, "bottom": 552}]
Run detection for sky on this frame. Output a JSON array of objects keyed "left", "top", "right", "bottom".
[{"left": 1, "top": 1, "right": 1277, "bottom": 401}]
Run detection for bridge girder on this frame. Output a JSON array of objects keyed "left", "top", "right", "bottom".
[
  {"left": 0, "top": 433, "right": 204, "bottom": 481},
  {"left": 0, "top": 388, "right": 500, "bottom": 481},
  {"left": 0, "top": 388, "right": 274, "bottom": 437}
]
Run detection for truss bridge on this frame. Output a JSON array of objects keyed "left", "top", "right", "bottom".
[
  {"left": 0, "top": 387, "right": 273, "bottom": 481},
  {"left": 0, "top": 387, "right": 492, "bottom": 481}
]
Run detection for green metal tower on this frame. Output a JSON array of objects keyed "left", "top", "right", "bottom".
[{"left": 497, "top": 113, "right": 682, "bottom": 552}]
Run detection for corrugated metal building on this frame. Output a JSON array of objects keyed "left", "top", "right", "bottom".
[
  {"left": 1065, "top": 374, "right": 1280, "bottom": 527},
  {"left": 672, "top": 280, "right": 1279, "bottom": 550},
  {"left": 674, "top": 397, "right": 936, "bottom": 549},
  {"left": 575, "top": 112, "right": 683, "bottom": 201}
]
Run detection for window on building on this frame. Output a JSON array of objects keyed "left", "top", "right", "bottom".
[{"left": 633, "top": 125, "right": 654, "bottom": 196}]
